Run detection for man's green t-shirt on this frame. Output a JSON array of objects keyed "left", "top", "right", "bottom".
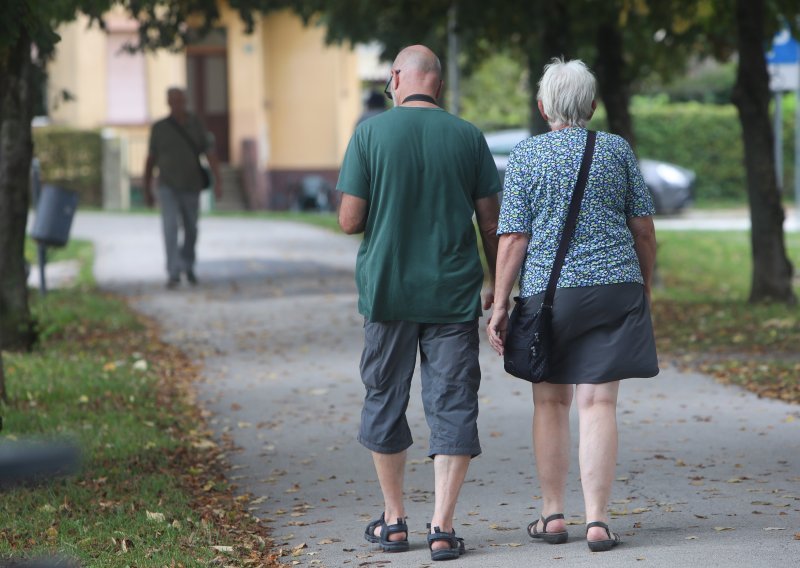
[{"left": 337, "top": 106, "right": 501, "bottom": 323}]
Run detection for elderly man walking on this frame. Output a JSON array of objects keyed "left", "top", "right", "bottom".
[
  {"left": 144, "top": 87, "right": 222, "bottom": 289},
  {"left": 337, "top": 45, "right": 501, "bottom": 562}
]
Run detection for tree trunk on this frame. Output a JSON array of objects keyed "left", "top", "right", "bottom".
[
  {"left": 0, "top": 351, "right": 6, "bottom": 403},
  {"left": 731, "top": 0, "right": 796, "bottom": 304},
  {"left": 594, "top": 19, "right": 636, "bottom": 150},
  {"left": 0, "top": 29, "right": 36, "bottom": 350},
  {"left": 527, "top": 2, "right": 571, "bottom": 136}
]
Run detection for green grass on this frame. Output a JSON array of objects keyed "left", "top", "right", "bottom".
[
  {"left": 651, "top": 231, "right": 800, "bottom": 402},
  {"left": 25, "top": 238, "right": 95, "bottom": 287},
  {"left": 653, "top": 231, "right": 800, "bottom": 352},
  {"left": 209, "top": 210, "right": 340, "bottom": 232},
  {"left": 0, "top": 246, "right": 242, "bottom": 566}
]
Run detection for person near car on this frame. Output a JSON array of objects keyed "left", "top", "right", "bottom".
[
  {"left": 337, "top": 44, "right": 501, "bottom": 561},
  {"left": 486, "top": 57, "right": 659, "bottom": 552},
  {"left": 144, "top": 87, "right": 222, "bottom": 289}
]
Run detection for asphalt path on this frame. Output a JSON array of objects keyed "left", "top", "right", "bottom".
[{"left": 69, "top": 211, "right": 800, "bottom": 567}]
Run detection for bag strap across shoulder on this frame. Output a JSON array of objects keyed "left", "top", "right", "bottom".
[
  {"left": 542, "top": 130, "right": 597, "bottom": 308},
  {"left": 167, "top": 116, "right": 204, "bottom": 157}
]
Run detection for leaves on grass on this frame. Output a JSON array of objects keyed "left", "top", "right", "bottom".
[
  {"left": 146, "top": 511, "right": 166, "bottom": 522},
  {"left": 653, "top": 298, "right": 800, "bottom": 405}
]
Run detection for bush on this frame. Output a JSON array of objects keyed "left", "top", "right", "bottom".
[
  {"left": 32, "top": 127, "right": 103, "bottom": 207},
  {"left": 592, "top": 99, "right": 796, "bottom": 203}
]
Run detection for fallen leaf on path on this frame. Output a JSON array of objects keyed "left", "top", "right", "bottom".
[
  {"left": 489, "top": 524, "right": 516, "bottom": 531},
  {"left": 211, "top": 545, "right": 234, "bottom": 553},
  {"left": 713, "top": 527, "right": 734, "bottom": 532},
  {"left": 763, "top": 527, "right": 787, "bottom": 531}
]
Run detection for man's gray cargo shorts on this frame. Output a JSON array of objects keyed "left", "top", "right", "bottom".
[{"left": 357, "top": 319, "right": 482, "bottom": 458}]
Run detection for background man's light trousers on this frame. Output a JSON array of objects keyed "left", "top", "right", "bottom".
[{"left": 159, "top": 185, "right": 200, "bottom": 280}]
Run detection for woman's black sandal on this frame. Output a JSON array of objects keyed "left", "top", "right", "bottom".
[
  {"left": 527, "top": 512, "right": 569, "bottom": 544},
  {"left": 426, "top": 523, "right": 465, "bottom": 561},
  {"left": 364, "top": 513, "right": 409, "bottom": 552},
  {"left": 586, "top": 521, "right": 621, "bottom": 552}
]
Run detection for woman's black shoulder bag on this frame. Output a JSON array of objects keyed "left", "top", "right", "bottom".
[{"left": 503, "top": 130, "right": 597, "bottom": 383}]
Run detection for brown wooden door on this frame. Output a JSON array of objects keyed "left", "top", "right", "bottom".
[{"left": 187, "top": 45, "right": 230, "bottom": 162}]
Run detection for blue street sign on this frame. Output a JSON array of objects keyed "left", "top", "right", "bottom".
[{"left": 767, "top": 28, "right": 799, "bottom": 64}]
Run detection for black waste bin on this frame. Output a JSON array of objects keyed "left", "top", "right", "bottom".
[{"left": 30, "top": 185, "right": 78, "bottom": 247}]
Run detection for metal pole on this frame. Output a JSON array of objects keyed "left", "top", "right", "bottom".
[
  {"left": 774, "top": 92, "right": 783, "bottom": 192},
  {"left": 447, "top": 2, "right": 460, "bottom": 115},
  {"left": 795, "top": 84, "right": 800, "bottom": 227},
  {"left": 37, "top": 242, "right": 47, "bottom": 297}
]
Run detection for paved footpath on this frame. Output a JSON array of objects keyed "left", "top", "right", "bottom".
[{"left": 70, "top": 211, "right": 799, "bottom": 568}]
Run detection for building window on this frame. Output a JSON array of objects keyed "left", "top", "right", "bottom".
[{"left": 107, "top": 32, "right": 147, "bottom": 124}]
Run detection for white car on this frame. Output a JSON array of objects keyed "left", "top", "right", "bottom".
[{"left": 485, "top": 129, "right": 695, "bottom": 215}]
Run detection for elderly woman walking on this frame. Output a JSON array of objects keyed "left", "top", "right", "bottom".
[{"left": 487, "top": 58, "right": 659, "bottom": 552}]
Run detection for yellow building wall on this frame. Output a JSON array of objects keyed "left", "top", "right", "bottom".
[
  {"left": 46, "top": 6, "right": 360, "bottom": 183},
  {"left": 220, "top": 5, "right": 268, "bottom": 167},
  {"left": 263, "top": 12, "right": 360, "bottom": 169},
  {"left": 47, "top": 15, "right": 108, "bottom": 127}
]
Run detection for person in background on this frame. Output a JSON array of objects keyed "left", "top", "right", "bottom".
[
  {"left": 337, "top": 45, "right": 501, "bottom": 562},
  {"left": 487, "top": 58, "right": 659, "bottom": 553},
  {"left": 144, "top": 87, "right": 222, "bottom": 289},
  {"left": 356, "top": 90, "right": 387, "bottom": 126}
]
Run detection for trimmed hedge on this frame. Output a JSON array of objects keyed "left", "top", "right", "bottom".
[
  {"left": 32, "top": 127, "right": 103, "bottom": 207},
  {"left": 593, "top": 100, "right": 796, "bottom": 202}
]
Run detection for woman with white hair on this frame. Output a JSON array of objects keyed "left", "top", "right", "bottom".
[{"left": 487, "top": 58, "right": 659, "bottom": 552}]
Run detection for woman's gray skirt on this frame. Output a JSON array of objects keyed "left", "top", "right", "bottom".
[{"left": 513, "top": 282, "right": 659, "bottom": 384}]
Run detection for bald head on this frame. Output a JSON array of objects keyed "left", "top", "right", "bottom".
[
  {"left": 393, "top": 45, "right": 442, "bottom": 79},
  {"left": 389, "top": 45, "right": 442, "bottom": 105}
]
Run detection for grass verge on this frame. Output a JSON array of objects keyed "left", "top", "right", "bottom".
[
  {"left": 1, "top": 242, "right": 279, "bottom": 567},
  {"left": 653, "top": 230, "right": 800, "bottom": 404}
]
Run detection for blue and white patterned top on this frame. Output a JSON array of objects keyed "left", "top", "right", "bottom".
[{"left": 497, "top": 127, "right": 655, "bottom": 297}]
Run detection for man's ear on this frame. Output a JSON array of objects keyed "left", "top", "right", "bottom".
[{"left": 436, "top": 80, "right": 443, "bottom": 100}]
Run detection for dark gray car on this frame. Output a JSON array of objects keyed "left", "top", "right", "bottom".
[{"left": 484, "top": 129, "right": 695, "bottom": 215}]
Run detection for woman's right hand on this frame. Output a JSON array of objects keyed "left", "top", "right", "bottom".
[{"left": 487, "top": 308, "right": 508, "bottom": 356}]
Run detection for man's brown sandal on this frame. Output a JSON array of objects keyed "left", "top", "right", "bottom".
[
  {"left": 527, "top": 512, "right": 569, "bottom": 544},
  {"left": 586, "top": 520, "right": 621, "bottom": 552}
]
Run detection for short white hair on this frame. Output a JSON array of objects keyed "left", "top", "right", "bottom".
[{"left": 537, "top": 58, "right": 597, "bottom": 129}]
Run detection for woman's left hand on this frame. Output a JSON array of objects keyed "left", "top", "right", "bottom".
[{"left": 487, "top": 309, "right": 508, "bottom": 356}]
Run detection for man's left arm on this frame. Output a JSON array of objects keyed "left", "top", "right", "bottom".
[
  {"left": 207, "top": 149, "right": 222, "bottom": 200},
  {"left": 474, "top": 194, "right": 500, "bottom": 309},
  {"left": 338, "top": 193, "right": 368, "bottom": 234},
  {"left": 200, "top": 127, "right": 223, "bottom": 199}
]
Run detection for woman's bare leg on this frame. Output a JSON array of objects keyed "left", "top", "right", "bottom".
[
  {"left": 531, "top": 382, "right": 573, "bottom": 534},
  {"left": 576, "top": 381, "right": 620, "bottom": 541}
]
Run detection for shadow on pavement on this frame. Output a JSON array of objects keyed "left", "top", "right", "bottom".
[{"left": 105, "top": 258, "right": 357, "bottom": 298}]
